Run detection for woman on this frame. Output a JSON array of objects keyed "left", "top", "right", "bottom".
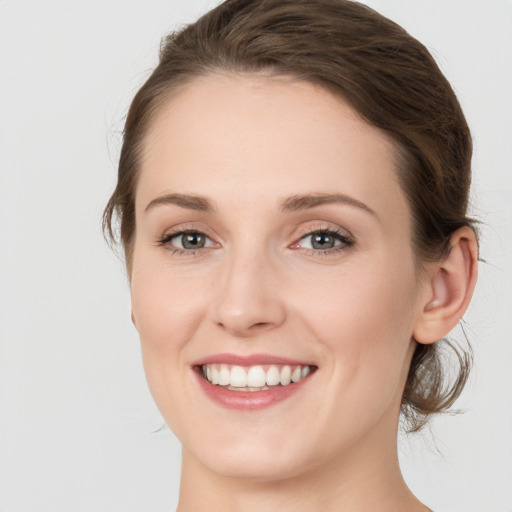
[{"left": 103, "top": 0, "right": 478, "bottom": 510}]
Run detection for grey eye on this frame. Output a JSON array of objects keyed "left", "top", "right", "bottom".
[
  {"left": 171, "top": 231, "right": 211, "bottom": 250},
  {"left": 310, "top": 233, "right": 337, "bottom": 249},
  {"left": 299, "top": 231, "right": 343, "bottom": 250}
]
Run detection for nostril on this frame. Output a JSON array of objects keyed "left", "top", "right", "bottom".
[
  {"left": 216, "top": 320, "right": 273, "bottom": 335},
  {"left": 252, "top": 322, "right": 270, "bottom": 329},
  {"left": 247, "top": 322, "right": 275, "bottom": 333}
]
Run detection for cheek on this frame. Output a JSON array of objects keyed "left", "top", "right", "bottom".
[
  {"left": 294, "top": 253, "right": 419, "bottom": 406},
  {"left": 298, "top": 249, "right": 416, "bottom": 331},
  {"left": 131, "top": 244, "right": 212, "bottom": 336},
  {"left": 129, "top": 253, "right": 211, "bottom": 372},
  {"left": 129, "top": 257, "right": 213, "bottom": 428}
]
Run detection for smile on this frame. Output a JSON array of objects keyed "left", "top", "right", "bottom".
[
  {"left": 193, "top": 355, "right": 317, "bottom": 410},
  {"left": 201, "top": 363, "right": 313, "bottom": 390}
]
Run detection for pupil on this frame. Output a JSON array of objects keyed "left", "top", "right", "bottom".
[
  {"left": 312, "top": 234, "right": 334, "bottom": 249},
  {"left": 182, "top": 233, "right": 205, "bottom": 249}
]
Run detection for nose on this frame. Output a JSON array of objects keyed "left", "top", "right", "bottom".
[{"left": 211, "top": 248, "right": 287, "bottom": 338}]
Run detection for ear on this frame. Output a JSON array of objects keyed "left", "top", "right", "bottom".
[{"left": 413, "top": 226, "right": 479, "bottom": 344}]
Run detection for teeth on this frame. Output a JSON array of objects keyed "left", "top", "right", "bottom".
[
  {"left": 291, "top": 366, "right": 302, "bottom": 383},
  {"left": 247, "top": 366, "right": 267, "bottom": 387},
  {"left": 201, "top": 363, "right": 314, "bottom": 390},
  {"left": 280, "top": 366, "right": 291, "bottom": 386},
  {"left": 266, "top": 365, "right": 280, "bottom": 386},
  {"left": 230, "top": 366, "right": 247, "bottom": 387},
  {"left": 211, "top": 366, "right": 219, "bottom": 385},
  {"left": 219, "top": 365, "right": 230, "bottom": 386},
  {"left": 226, "top": 386, "right": 270, "bottom": 392}
]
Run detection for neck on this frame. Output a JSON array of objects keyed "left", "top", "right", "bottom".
[{"left": 177, "top": 421, "right": 429, "bottom": 512}]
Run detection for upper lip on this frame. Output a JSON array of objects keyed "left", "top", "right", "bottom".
[{"left": 192, "top": 353, "right": 316, "bottom": 367}]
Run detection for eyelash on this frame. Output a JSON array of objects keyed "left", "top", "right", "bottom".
[
  {"left": 157, "top": 229, "right": 212, "bottom": 257},
  {"left": 293, "top": 227, "right": 354, "bottom": 256},
  {"left": 157, "top": 227, "right": 354, "bottom": 257}
]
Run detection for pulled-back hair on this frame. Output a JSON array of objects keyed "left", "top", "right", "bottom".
[{"left": 103, "top": 0, "right": 476, "bottom": 432}]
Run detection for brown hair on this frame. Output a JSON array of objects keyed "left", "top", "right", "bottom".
[{"left": 103, "top": 0, "right": 476, "bottom": 432}]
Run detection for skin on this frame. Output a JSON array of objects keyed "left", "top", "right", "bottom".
[{"left": 129, "top": 73, "right": 476, "bottom": 511}]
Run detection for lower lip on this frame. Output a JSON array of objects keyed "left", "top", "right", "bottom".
[{"left": 194, "top": 369, "right": 314, "bottom": 410}]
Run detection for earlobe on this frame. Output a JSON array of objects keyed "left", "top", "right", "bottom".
[{"left": 414, "top": 226, "right": 478, "bottom": 344}]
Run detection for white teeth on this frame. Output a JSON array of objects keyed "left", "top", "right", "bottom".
[
  {"left": 230, "top": 366, "right": 248, "bottom": 387},
  {"left": 219, "top": 365, "right": 230, "bottom": 386},
  {"left": 291, "top": 366, "right": 302, "bottom": 383},
  {"left": 247, "top": 366, "right": 266, "bottom": 387},
  {"left": 266, "top": 365, "right": 281, "bottom": 386},
  {"left": 280, "top": 365, "right": 292, "bottom": 386},
  {"left": 227, "top": 386, "right": 270, "bottom": 392},
  {"left": 201, "top": 363, "right": 314, "bottom": 389}
]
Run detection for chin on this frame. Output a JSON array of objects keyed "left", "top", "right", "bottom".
[
  {"left": 197, "top": 446, "right": 314, "bottom": 483},
  {"left": 178, "top": 418, "right": 333, "bottom": 484}
]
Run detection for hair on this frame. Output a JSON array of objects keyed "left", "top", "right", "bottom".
[{"left": 103, "top": 0, "right": 476, "bottom": 432}]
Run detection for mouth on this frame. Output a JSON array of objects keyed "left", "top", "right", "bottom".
[
  {"left": 198, "top": 363, "right": 315, "bottom": 391},
  {"left": 192, "top": 355, "right": 317, "bottom": 410}
]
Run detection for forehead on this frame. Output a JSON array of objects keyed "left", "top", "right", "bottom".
[{"left": 137, "top": 73, "right": 408, "bottom": 222}]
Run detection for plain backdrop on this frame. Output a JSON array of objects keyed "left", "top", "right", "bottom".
[{"left": 0, "top": 1, "right": 511, "bottom": 511}]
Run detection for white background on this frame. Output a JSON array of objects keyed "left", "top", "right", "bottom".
[{"left": 0, "top": 1, "right": 510, "bottom": 511}]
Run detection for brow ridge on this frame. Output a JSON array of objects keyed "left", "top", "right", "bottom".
[
  {"left": 280, "top": 193, "right": 376, "bottom": 216},
  {"left": 145, "top": 193, "right": 214, "bottom": 213},
  {"left": 144, "top": 191, "right": 376, "bottom": 217}
]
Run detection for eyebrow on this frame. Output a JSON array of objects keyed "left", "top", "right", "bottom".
[
  {"left": 144, "top": 192, "right": 377, "bottom": 217},
  {"left": 280, "top": 193, "right": 377, "bottom": 217},
  {"left": 145, "top": 193, "right": 214, "bottom": 213}
]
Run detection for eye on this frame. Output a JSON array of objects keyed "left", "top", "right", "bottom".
[
  {"left": 159, "top": 230, "right": 216, "bottom": 252},
  {"left": 302, "top": 232, "right": 340, "bottom": 250},
  {"left": 293, "top": 228, "right": 354, "bottom": 253}
]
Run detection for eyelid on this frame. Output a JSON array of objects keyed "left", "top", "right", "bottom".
[
  {"left": 289, "top": 224, "right": 355, "bottom": 255},
  {"left": 157, "top": 224, "right": 221, "bottom": 253},
  {"left": 294, "top": 222, "right": 352, "bottom": 239},
  {"left": 170, "top": 230, "right": 216, "bottom": 249},
  {"left": 159, "top": 222, "right": 215, "bottom": 240},
  {"left": 155, "top": 222, "right": 354, "bottom": 257},
  {"left": 293, "top": 222, "right": 354, "bottom": 243}
]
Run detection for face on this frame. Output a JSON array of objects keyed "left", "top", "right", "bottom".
[{"left": 131, "top": 73, "right": 427, "bottom": 481}]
